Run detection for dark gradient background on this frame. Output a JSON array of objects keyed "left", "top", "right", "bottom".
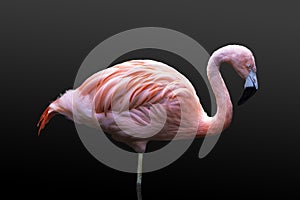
[{"left": 1, "top": 0, "right": 300, "bottom": 199}]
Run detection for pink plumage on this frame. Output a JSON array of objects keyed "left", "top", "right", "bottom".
[
  {"left": 38, "top": 45, "right": 258, "bottom": 153},
  {"left": 38, "top": 59, "right": 209, "bottom": 152}
]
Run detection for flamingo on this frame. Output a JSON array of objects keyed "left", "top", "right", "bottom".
[{"left": 37, "top": 44, "right": 258, "bottom": 200}]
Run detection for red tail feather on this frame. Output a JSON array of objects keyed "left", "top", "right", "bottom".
[{"left": 37, "top": 106, "right": 56, "bottom": 135}]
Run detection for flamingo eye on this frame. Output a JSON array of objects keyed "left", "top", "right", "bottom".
[{"left": 246, "top": 64, "right": 251, "bottom": 69}]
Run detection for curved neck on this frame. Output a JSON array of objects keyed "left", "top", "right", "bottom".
[{"left": 205, "top": 49, "right": 233, "bottom": 134}]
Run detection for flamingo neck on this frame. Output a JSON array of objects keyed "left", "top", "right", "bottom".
[{"left": 204, "top": 48, "right": 233, "bottom": 135}]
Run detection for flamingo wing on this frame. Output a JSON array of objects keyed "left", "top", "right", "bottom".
[
  {"left": 78, "top": 60, "right": 195, "bottom": 114},
  {"left": 75, "top": 60, "right": 201, "bottom": 151}
]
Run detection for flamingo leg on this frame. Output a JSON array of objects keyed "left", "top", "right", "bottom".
[{"left": 137, "top": 153, "right": 143, "bottom": 200}]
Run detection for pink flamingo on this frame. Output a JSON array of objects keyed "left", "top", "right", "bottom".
[{"left": 37, "top": 44, "right": 258, "bottom": 200}]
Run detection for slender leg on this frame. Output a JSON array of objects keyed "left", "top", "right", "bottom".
[{"left": 137, "top": 153, "right": 143, "bottom": 200}]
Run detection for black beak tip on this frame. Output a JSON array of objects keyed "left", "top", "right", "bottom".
[{"left": 237, "top": 87, "right": 257, "bottom": 106}]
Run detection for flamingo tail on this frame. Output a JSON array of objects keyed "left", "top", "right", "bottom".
[{"left": 37, "top": 106, "right": 57, "bottom": 135}]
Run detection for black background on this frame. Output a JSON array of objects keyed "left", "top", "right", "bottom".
[{"left": 2, "top": 0, "right": 300, "bottom": 199}]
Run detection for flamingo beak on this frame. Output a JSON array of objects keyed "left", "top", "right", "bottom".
[{"left": 238, "top": 71, "right": 258, "bottom": 106}]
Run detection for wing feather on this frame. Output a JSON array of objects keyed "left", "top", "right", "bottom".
[
  {"left": 77, "top": 60, "right": 196, "bottom": 117},
  {"left": 73, "top": 59, "right": 205, "bottom": 146}
]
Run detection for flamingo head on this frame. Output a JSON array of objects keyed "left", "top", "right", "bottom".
[{"left": 223, "top": 45, "right": 259, "bottom": 105}]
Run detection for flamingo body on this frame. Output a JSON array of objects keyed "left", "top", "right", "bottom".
[{"left": 39, "top": 60, "right": 210, "bottom": 152}]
